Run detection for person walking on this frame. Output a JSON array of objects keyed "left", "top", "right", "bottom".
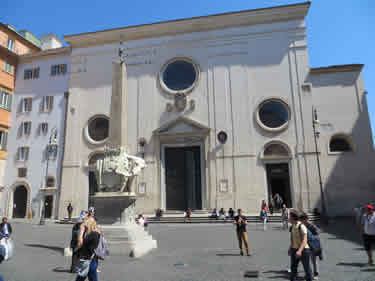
[
  {"left": 361, "top": 204, "right": 375, "bottom": 265},
  {"left": 70, "top": 217, "right": 84, "bottom": 273},
  {"left": 269, "top": 198, "right": 274, "bottom": 215},
  {"left": 288, "top": 209, "right": 312, "bottom": 281},
  {"left": 184, "top": 208, "right": 192, "bottom": 223},
  {"left": 67, "top": 203, "right": 73, "bottom": 221},
  {"left": 233, "top": 209, "right": 250, "bottom": 256},
  {"left": 281, "top": 204, "right": 289, "bottom": 230},
  {"left": 260, "top": 200, "right": 268, "bottom": 231},
  {"left": 274, "top": 193, "right": 284, "bottom": 210},
  {"left": 300, "top": 212, "right": 321, "bottom": 280},
  {"left": 0, "top": 217, "right": 12, "bottom": 237},
  {"left": 75, "top": 218, "right": 101, "bottom": 281}
]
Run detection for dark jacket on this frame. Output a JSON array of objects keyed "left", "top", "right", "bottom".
[
  {"left": 70, "top": 222, "right": 82, "bottom": 250},
  {"left": 0, "top": 223, "right": 12, "bottom": 236}
]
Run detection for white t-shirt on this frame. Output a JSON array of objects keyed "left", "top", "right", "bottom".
[{"left": 363, "top": 213, "right": 375, "bottom": 235}]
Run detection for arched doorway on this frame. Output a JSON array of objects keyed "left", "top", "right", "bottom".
[
  {"left": 13, "top": 185, "right": 28, "bottom": 218},
  {"left": 262, "top": 142, "right": 293, "bottom": 208}
]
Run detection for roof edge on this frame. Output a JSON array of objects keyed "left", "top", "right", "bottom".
[
  {"left": 19, "top": 46, "right": 71, "bottom": 62},
  {"left": 0, "top": 23, "right": 41, "bottom": 51},
  {"left": 64, "top": 2, "right": 310, "bottom": 48},
  {"left": 310, "top": 64, "right": 364, "bottom": 74}
]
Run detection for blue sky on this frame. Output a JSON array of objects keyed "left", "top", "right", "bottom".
[{"left": 2, "top": 0, "right": 374, "bottom": 135}]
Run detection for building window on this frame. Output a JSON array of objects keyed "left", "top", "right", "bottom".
[
  {"left": 40, "top": 123, "right": 48, "bottom": 135},
  {"left": 4, "top": 62, "right": 14, "bottom": 75},
  {"left": 329, "top": 135, "right": 353, "bottom": 152},
  {"left": 24, "top": 67, "right": 40, "bottom": 80},
  {"left": 0, "top": 131, "right": 8, "bottom": 150},
  {"left": 257, "top": 99, "right": 290, "bottom": 130},
  {"left": 21, "top": 97, "right": 32, "bottom": 112},
  {"left": 41, "top": 96, "right": 53, "bottom": 112},
  {"left": 160, "top": 58, "right": 199, "bottom": 94},
  {"left": 7, "top": 38, "right": 15, "bottom": 51},
  {"left": 17, "top": 147, "right": 29, "bottom": 161},
  {"left": 0, "top": 91, "right": 12, "bottom": 111},
  {"left": 18, "top": 168, "right": 27, "bottom": 178},
  {"left": 46, "top": 144, "right": 58, "bottom": 160},
  {"left": 87, "top": 116, "right": 109, "bottom": 142},
  {"left": 46, "top": 176, "right": 55, "bottom": 187},
  {"left": 51, "top": 64, "right": 67, "bottom": 76},
  {"left": 21, "top": 121, "right": 32, "bottom": 136}
]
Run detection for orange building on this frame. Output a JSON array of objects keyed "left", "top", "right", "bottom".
[{"left": 0, "top": 23, "right": 40, "bottom": 201}]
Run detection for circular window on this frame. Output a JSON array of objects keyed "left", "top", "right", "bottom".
[
  {"left": 160, "top": 58, "right": 198, "bottom": 94},
  {"left": 258, "top": 100, "right": 289, "bottom": 130},
  {"left": 87, "top": 117, "right": 109, "bottom": 143}
]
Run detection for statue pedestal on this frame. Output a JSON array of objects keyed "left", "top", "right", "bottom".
[
  {"left": 101, "top": 224, "right": 157, "bottom": 258},
  {"left": 90, "top": 192, "right": 137, "bottom": 225},
  {"left": 89, "top": 192, "right": 157, "bottom": 258}
]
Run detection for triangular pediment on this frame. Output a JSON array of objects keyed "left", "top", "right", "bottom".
[{"left": 153, "top": 116, "right": 210, "bottom": 136}]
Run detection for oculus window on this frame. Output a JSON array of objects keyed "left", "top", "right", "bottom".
[
  {"left": 161, "top": 59, "right": 198, "bottom": 93},
  {"left": 88, "top": 117, "right": 109, "bottom": 142},
  {"left": 329, "top": 136, "right": 352, "bottom": 152},
  {"left": 258, "top": 100, "right": 289, "bottom": 130}
]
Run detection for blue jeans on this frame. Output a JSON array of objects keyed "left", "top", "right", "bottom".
[
  {"left": 290, "top": 248, "right": 312, "bottom": 281},
  {"left": 76, "top": 260, "right": 98, "bottom": 281}
]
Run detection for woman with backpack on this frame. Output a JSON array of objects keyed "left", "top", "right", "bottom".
[
  {"left": 300, "top": 212, "right": 322, "bottom": 280},
  {"left": 76, "top": 217, "right": 101, "bottom": 281}
]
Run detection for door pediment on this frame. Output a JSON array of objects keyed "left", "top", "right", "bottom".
[{"left": 153, "top": 116, "right": 210, "bottom": 136}]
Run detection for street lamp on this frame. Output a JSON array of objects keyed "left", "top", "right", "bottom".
[
  {"left": 39, "top": 127, "right": 58, "bottom": 225},
  {"left": 312, "top": 108, "right": 328, "bottom": 224}
]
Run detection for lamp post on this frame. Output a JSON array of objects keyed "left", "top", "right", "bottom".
[
  {"left": 312, "top": 108, "right": 328, "bottom": 224},
  {"left": 39, "top": 127, "right": 58, "bottom": 225}
]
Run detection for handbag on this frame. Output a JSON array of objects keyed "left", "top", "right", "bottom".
[{"left": 77, "top": 254, "right": 94, "bottom": 277}]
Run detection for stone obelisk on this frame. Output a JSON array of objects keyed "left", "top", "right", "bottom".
[{"left": 109, "top": 60, "right": 128, "bottom": 148}]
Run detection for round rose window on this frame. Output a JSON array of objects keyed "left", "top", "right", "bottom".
[
  {"left": 88, "top": 117, "right": 109, "bottom": 142},
  {"left": 161, "top": 59, "right": 198, "bottom": 93},
  {"left": 258, "top": 100, "right": 289, "bottom": 129}
]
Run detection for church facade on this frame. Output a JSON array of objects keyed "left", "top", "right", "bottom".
[
  {"left": 3, "top": 2, "right": 374, "bottom": 219},
  {"left": 57, "top": 2, "right": 374, "bottom": 218}
]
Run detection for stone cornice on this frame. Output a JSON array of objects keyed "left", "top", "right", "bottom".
[
  {"left": 19, "top": 46, "right": 71, "bottom": 63},
  {"left": 64, "top": 2, "right": 310, "bottom": 48},
  {"left": 310, "top": 64, "right": 364, "bottom": 74}
]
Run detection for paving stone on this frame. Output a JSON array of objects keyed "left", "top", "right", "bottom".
[{"left": 0, "top": 219, "right": 374, "bottom": 281}]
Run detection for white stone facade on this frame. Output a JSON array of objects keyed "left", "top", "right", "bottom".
[
  {"left": 2, "top": 2, "right": 374, "bottom": 219},
  {"left": 3, "top": 47, "right": 70, "bottom": 218}
]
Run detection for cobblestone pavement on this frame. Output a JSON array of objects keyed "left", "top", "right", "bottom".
[{"left": 0, "top": 219, "right": 374, "bottom": 281}]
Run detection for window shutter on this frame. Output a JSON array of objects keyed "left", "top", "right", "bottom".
[
  {"left": 28, "top": 98, "right": 32, "bottom": 111},
  {"left": 26, "top": 147, "right": 29, "bottom": 160},
  {"left": 49, "top": 96, "right": 54, "bottom": 111},
  {"left": 7, "top": 94, "right": 12, "bottom": 111},
  {"left": 2, "top": 132, "right": 7, "bottom": 150}
]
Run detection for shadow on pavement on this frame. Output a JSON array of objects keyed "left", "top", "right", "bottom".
[
  {"left": 216, "top": 253, "right": 240, "bottom": 257},
  {"left": 52, "top": 267, "right": 71, "bottom": 273},
  {"left": 24, "top": 243, "right": 64, "bottom": 254},
  {"left": 262, "top": 270, "right": 289, "bottom": 280},
  {"left": 361, "top": 268, "right": 375, "bottom": 272},
  {"left": 336, "top": 262, "right": 367, "bottom": 267},
  {"left": 319, "top": 218, "right": 363, "bottom": 246}
]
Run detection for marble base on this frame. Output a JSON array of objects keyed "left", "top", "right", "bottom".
[
  {"left": 102, "top": 224, "right": 157, "bottom": 258},
  {"left": 89, "top": 193, "right": 137, "bottom": 225}
]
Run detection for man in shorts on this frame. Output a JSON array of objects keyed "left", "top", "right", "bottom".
[{"left": 361, "top": 204, "right": 375, "bottom": 265}]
